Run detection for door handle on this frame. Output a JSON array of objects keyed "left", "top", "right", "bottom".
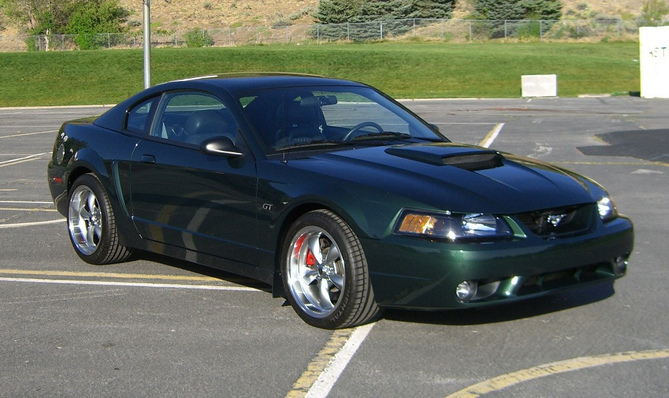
[{"left": 140, "top": 154, "right": 156, "bottom": 164}]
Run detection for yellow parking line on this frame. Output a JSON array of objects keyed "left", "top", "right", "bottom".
[
  {"left": 478, "top": 123, "right": 504, "bottom": 148},
  {"left": 0, "top": 268, "right": 220, "bottom": 282},
  {"left": 286, "top": 328, "right": 356, "bottom": 398},
  {"left": 446, "top": 349, "right": 669, "bottom": 398}
]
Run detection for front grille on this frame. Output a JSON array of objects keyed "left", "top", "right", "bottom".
[
  {"left": 515, "top": 204, "right": 593, "bottom": 238},
  {"left": 516, "top": 263, "right": 613, "bottom": 296}
]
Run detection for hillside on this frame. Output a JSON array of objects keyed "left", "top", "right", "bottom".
[
  {"left": 0, "top": 0, "right": 650, "bottom": 36},
  {"left": 117, "top": 0, "right": 648, "bottom": 33},
  {"left": 118, "top": 0, "right": 318, "bottom": 31}
]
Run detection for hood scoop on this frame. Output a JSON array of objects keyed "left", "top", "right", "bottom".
[{"left": 386, "top": 146, "right": 504, "bottom": 171}]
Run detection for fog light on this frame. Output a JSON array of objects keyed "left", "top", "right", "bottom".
[
  {"left": 456, "top": 280, "right": 478, "bottom": 302},
  {"left": 612, "top": 256, "right": 627, "bottom": 276}
]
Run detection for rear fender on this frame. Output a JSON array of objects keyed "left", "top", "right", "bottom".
[{"left": 64, "top": 149, "right": 141, "bottom": 248}]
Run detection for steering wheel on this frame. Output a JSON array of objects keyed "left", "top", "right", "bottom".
[
  {"left": 342, "top": 122, "right": 384, "bottom": 141},
  {"left": 167, "top": 124, "right": 188, "bottom": 140}
]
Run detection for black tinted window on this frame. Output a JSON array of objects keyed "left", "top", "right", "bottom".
[
  {"left": 152, "top": 92, "right": 238, "bottom": 146},
  {"left": 126, "top": 98, "right": 157, "bottom": 135}
]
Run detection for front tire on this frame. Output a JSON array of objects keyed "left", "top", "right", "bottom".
[
  {"left": 281, "top": 210, "right": 380, "bottom": 329},
  {"left": 68, "top": 173, "right": 132, "bottom": 265}
]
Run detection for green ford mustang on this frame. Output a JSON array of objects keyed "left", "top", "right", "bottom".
[{"left": 47, "top": 74, "right": 633, "bottom": 329}]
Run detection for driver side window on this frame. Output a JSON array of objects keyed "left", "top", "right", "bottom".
[{"left": 152, "top": 92, "right": 238, "bottom": 146}]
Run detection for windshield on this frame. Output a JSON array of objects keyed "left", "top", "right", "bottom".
[{"left": 238, "top": 85, "right": 446, "bottom": 152}]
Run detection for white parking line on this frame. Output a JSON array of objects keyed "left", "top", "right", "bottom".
[
  {"left": 0, "top": 208, "right": 57, "bottom": 212},
  {"left": 0, "top": 152, "right": 48, "bottom": 167},
  {"left": 305, "top": 323, "right": 375, "bottom": 398},
  {"left": 0, "top": 130, "right": 55, "bottom": 139},
  {"left": 0, "top": 200, "right": 53, "bottom": 204},
  {"left": 479, "top": 123, "right": 504, "bottom": 148},
  {"left": 0, "top": 219, "right": 64, "bottom": 229}
]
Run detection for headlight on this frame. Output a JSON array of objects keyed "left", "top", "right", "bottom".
[
  {"left": 597, "top": 195, "right": 618, "bottom": 222},
  {"left": 396, "top": 211, "right": 512, "bottom": 241}
]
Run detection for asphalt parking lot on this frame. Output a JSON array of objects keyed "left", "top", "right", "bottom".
[{"left": 1, "top": 97, "right": 668, "bottom": 398}]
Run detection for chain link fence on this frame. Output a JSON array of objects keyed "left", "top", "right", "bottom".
[{"left": 0, "top": 18, "right": 659, "bottom": 52}]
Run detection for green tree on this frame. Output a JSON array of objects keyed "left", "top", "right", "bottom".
[
  {"left": 65, "top": 0, "right": 128, "bottom": 49},
  {"left": 473, "top": 0, "right": 524, "bottom": 20},
  {"left": 1, "top": 0, "right": 127, "bottom": 44},
  {"left": 471, "top": 0, "right": 562, "bottom": 39},
  {"left": 641, "top": 0, "right": 669, "bottom": 25},
  {"left": 473, "top": 0, "right": 562, "bottom": 20},
  {"left": 520, "top": 0, "right": 562, "bottom": 20},
  {"left": 392, "top": 0, "right": 454, "bottom": 19},
  {"left": 313, "top": 0, "right": 360, "bottom": 24},
  {"left": 357, "top": 0, "right": 396, "bottom": 21},
  {"left": 0, "top": 0, "right": 71, "bottom": 34},
  {"left": 314, "top": 0, "right": 454, "bottom": 23}
]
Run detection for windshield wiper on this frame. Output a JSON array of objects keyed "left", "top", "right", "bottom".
[
  {"left": 274, "top": 132, "right": 433, "bottom": 151},
  {"left": 275, "top": 139, "right": 353, "bottom": 152},
  {"left": 350, "top": 132, "right": 413, "bottom": 141}
]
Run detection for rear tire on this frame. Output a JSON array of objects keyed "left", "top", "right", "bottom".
[
  {"left": 281, "top": 210, "right": 380, "bottom": 329},
  {"left": 68, "top": 173, "right": 132, "bottom": 264}
]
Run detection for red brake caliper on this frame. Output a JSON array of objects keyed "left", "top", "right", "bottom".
[
  {"left": 294, "top": 234, "right": 316, "bottom": 268},
  {"left": 306, "top": 250, "right": 316, "bottom": 268}
]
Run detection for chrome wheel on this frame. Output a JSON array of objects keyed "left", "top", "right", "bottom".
[
  {"left": 66, "top": 174, "right": 132, "bottom": 264},
  {"left": 69, "top": 184, "right": 103, "bottom": 256},
  {"left": 281, "top": 210, "right": 380, "bottom": 328},
  {"left": 286, "top": 226, "right": 345, "bottom": 318}
]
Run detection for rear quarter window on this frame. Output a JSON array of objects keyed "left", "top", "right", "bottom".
[{"left": 126, "top": 98, "right": 157, "bottom": 135}]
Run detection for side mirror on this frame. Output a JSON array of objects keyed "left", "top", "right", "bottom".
[
  {"left": 429, "top": 123, "right": 440, "bottom": 132},
  {"left": 200, "top": 136, "right": 243, "bottom": 157}
]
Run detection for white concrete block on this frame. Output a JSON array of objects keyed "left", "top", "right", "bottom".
[
  {"left": 640, "top": 26, "right": 669, "bottom": 99},
  {"left": 521, "top": 74, "right": 557, "bottom": 97}
]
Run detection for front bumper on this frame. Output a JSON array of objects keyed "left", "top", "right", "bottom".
[{"left": 362, "top": 215, "right": 633, "bottom": 309}]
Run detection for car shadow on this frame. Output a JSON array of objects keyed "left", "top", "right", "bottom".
[
  {"left": 577, "top": 128, "right": 669, "bottom": 164},
  {"left": 124, "top": 251, "right": 615, "bottom": 327},
  {"left": 381, "top": 282, "right": 616, "bottom": 326},
  {"left": 130, "top": 251, "right": 272, "bottom": 292}
]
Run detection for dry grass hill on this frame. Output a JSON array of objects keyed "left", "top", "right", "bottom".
[
  {"left": 0, "top": 0, "right": 651, "bottom": 37},
  {"left": 118, "top": 0, "right": 318, "bottom": 32},
  {"left": 118, "top": 0, "right": 649, "bottom": 34}
]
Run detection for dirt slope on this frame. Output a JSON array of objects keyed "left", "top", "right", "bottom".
[
  {"left": 0, "top": 0, "right": 652, "bottom": 35},
  {"left": 119, "top": 0, "right": 650, "bottom": 34}
]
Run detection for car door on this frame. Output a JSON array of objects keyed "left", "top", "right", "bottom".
[{"left": 128, "top": 91, "right": 259, "bottom": 265}]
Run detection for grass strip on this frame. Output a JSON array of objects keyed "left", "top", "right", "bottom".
[{"left": 0, "top": 42, "right": 640, "bottom": 106}]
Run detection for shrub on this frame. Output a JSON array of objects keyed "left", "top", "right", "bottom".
[
  {"left": 185, "top": 29, "right": 214, "bottom": 47},
  {"left": 65, "top": 0, "right": 129, "bottom": 50},
  {"left": 641, "top": 0, "right": 669, "bottom": 26}
]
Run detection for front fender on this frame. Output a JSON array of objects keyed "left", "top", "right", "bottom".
[{"left": 256, "top": 164, "right": 412, "bottom": 272}]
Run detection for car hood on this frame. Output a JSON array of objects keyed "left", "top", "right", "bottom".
[{"left": 292, "top": 142, "right": 596, "bottom": 214}]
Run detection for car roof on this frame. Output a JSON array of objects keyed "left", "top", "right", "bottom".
[
  {"left": 159, "top": 73, "right": 367, "bottom": 93},
  {"left": 94, "top": 73, "right": 368, "bottom": 132}
]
